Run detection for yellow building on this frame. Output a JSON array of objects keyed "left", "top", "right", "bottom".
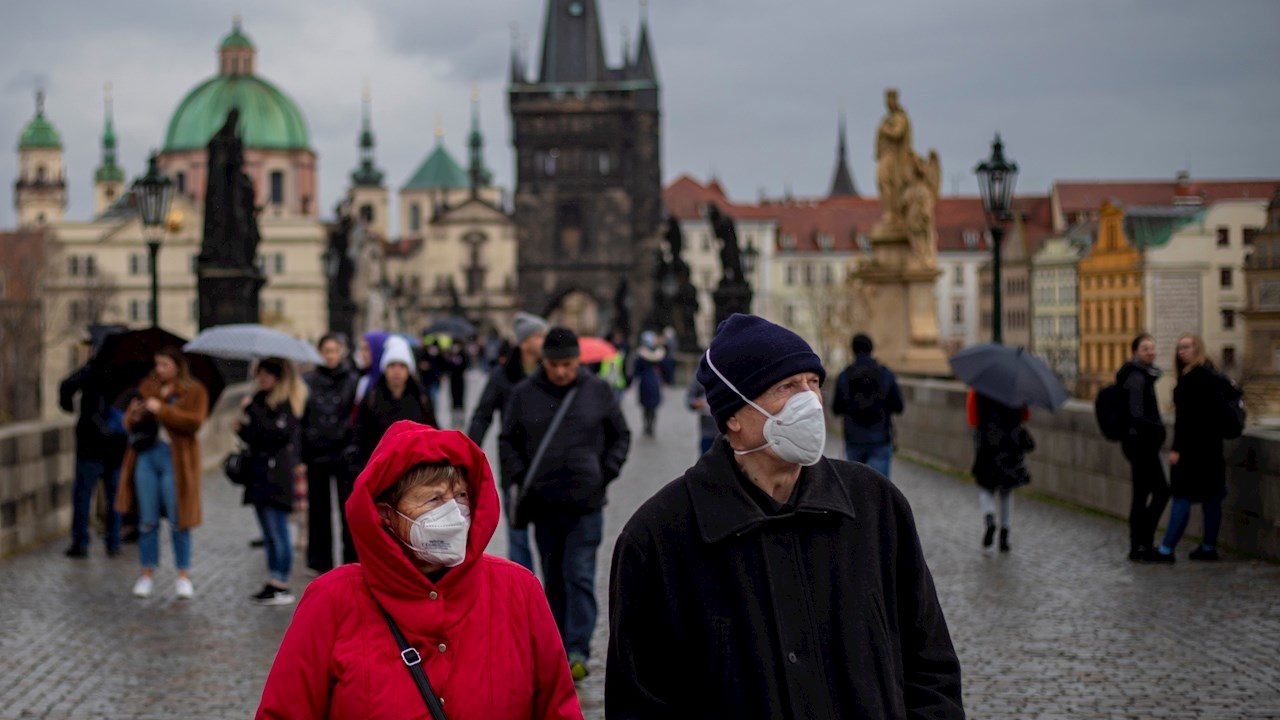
[{"left": 1078, "top": 201, "right": 1144, "bottom": 398}]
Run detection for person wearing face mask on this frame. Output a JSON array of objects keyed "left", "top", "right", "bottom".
[
  {"left": 348, "top": 335, "right": 438, "bottom": 474},
  {"left": 256, "top": 421, "right": 582, "bottom": 720},
  {"left": 606, "top": 314, "right": 964, "bottom": 720}
]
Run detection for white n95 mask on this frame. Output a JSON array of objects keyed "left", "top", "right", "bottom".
[
  {"left": 704, "top": 351, "right": 827, "bottom": 467},
  {"left": 391, "top": 499, "right": 471, "bottom": 567}
]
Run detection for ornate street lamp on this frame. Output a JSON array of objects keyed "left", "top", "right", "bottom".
[
  {"left": 975, "top": 134, "right": 1018, "bottom": 344},
  {"left": 132, "top": 152, "right": 174, "bottom": 327},
  {"left": 742, "top": 239, "right": 760, "bottom": 278}
]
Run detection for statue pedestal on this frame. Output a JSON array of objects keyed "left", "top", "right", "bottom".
[
  {"left": 713, "top": 281, "right": 753, "bottom": 330},
  {"left": 851, "top": 229, "right": 949, "bottom": 376},
  {"left": 197, "top": 265, "right": 266, "bottom": 330}
]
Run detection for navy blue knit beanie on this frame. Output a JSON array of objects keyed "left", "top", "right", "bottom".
[{"left": 696, "top": 314, "right": 826, "bottom": 431}]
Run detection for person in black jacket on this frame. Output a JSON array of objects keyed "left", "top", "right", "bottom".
[
  {"left": 830, "top": 333, "right": 904, "bottom": 479},
  {"left": 236, "top": 358, "right": 307, "bottom": 606},
  {"left": 300, "top": 333, "right": 359, "bottom": 573},
  {"left": 1116, "top": 333, "right": 1170, "bottom": 561},
  {"left": 350, "top": 336, "right": 438, "bottom": 471},
  {"left": 499, "top": 326, "right": 631, "bottom": 682},
  {"left": 1154, "top": 334, "right": 1229, "bottom": 563},
  {"left": 466, "top": 311, "right": 547, "bottom": 570},
  {"left": 59, "top": 326, "right": 129, "bottom": 558},
  {"left": 606, "top": 314, "right": 963, "bottom": 719}
]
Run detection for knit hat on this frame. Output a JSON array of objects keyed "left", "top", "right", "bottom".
[
  {"left": 513, "top": 312, "right": 549, "bottom": 345},
  {"left": 852, "top": 333, "right": 873, "bottom": 355},
  {"left": 542, "top": 327, "right": 581, "bottom": 360},
  {"left": 696, "top": 314, "right": 826, "bottom": 431},
  {"left": 380, "top": 335, "right": 416, "bottom": 373}
]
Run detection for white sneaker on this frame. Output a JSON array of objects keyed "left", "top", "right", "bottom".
[
  {"left": 132, "top": 575, "right": 154, "bottom": 598},
  {"left": 175, "top": 577, "right": 194, "bottom": 600}
]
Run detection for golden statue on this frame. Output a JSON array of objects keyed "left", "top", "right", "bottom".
[{"left": 874, "top": 89, "right": 914, "bottom": 235}]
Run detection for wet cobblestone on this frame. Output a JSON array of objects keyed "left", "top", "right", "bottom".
[{"left": 2, "top": 378, "right": 1278, "bottom": 718}]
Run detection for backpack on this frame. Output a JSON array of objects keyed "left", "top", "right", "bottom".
[
  {"left": 845, "top": 362, "right": 886, "bottom": 426},
  {"left": 1094, "top": 383, "right": 1129, "bottom": 442},
  {"left": 1218, "top": 374, "right": 1246, "bottom": 440}
]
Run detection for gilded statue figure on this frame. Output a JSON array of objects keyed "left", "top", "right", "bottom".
[{"left": 874, "top": 89, "right": 914, "bottom": 234}]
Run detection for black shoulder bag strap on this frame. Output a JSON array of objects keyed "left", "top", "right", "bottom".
[
  {"left": 373, "top": 600, "right": 449, "bottom": 720},
  {"left": 509, "top": 385, "right": 580, "bottom": 524}
]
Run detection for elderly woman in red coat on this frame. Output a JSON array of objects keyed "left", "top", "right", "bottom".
[{"left": 256, "top": 421, "right": 582, "bottom": 720}]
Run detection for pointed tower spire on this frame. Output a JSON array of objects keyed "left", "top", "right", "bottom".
[
  {"left": 633, "top": 0, "right": 657, "bottom": 83},
  {"left": 538, "top": 0, "right": 607, "bottom": 83},
  {"left": 509, "top": 24, "right": 525, "bottom": 84},
  {"left": 94, "top": 82, "right": 124, "bottom": 185},
  {"left": 468, "top": 85, "right": 490, "bottom": 198},
  {"left": 828, "top": 114, "right": 858, "bottom": 198},
  {"left": 351, "top": 83, "right": 384, "bottom": 187}
]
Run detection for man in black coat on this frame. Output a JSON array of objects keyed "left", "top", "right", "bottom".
[
  {"left": 467, "top": 311, "right": 547, "bottom": 570},
  {"left": 607, "top": 314, "right": 964, "bottom": 719},
  {"left": 300, "top": 333, "right": 359, "bottom": 572},
  {"left": 499, "top": 326, "right": 631, "bottom": 682},
  {"left": 1117, "top": 333, "right": 1169, "bottom": 562},
  {"left": 59, "top": 325, "right": 129, "bottom": 558}
]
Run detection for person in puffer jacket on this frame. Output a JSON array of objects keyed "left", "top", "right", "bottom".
[{"left": 256, "top": 421, "right": 582, "bottom": 720}]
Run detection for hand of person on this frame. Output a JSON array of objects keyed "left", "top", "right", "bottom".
[
  {"left": 691, "top": 399, "right": 706, "bottom": 410},
  {"left": 1168, "top": 451, "right": 1180, "bottom": 465},
  {"left": 240, "top": 395, "right": 252, "bottom": 410},
  {"left": 144, "top": 397, "right": 163, "bottom": 415}
]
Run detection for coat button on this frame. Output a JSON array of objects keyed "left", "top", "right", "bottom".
[
  {"left": 438, "top": 643, "right": 447, "bottom": 653},
  {"left": 428, "top": 591, "right": 438, "bottom": 600},
  {"left": 787, "top": 652, "right": 798, "bottom": 664}
]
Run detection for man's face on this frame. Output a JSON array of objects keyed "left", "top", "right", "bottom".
[
  {"left": 320, "top": 339, "right": 346, "bottom": 369},
  {"left": 520, "top": 331, "right": 546, "bottom": 363},
  {"left": 543, "top": 357, "right": 581, "bottom": 387},
  {"left": 1135, "top": 339, "right": 1156, "bottom": 366},
  {"left": 726, "top": 372, "right": 823, "bottom": 451}
]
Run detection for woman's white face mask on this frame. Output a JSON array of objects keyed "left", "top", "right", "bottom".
[
  {"left": 388, "top": 499, "right": 470, "bottom": 567},
  {"left": 704, "top": 352, "right": 827, "bottom": 467}
]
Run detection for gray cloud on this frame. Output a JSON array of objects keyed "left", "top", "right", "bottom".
[{"left": 1, "top": 0, "right": 1277, "bottom": 228}]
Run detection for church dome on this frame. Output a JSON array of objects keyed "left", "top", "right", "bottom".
[
  {"left": 19, "top": 94, "right": 61, "bottom": 150},
  {"left": 162, "top": 21, "right": 310, "bottom": 152}
]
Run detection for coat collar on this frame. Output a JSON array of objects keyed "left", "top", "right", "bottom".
[{"left": 685, "top": 437, "right": 856, "bottom": 543}]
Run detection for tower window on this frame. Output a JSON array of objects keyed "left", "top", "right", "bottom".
[
  {"left": 360, "top": 204, "right": 374, "bottom": 223},
  {"left": 176, "top": 172, "right": 187, "bottom": 195},
  {"left": 557, "top": 201, "right": 584, "bottom": 256},
  {"left": 36, "top": 165, "right": 47, "bottom": 182},
  {"left": 270, "top": 171, "right": 285, "bottom": 205},
  {"left": 410, "top": 203, "right": 422, "bottom": 232}
]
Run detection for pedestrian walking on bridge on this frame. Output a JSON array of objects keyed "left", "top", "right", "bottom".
[
  {"left": 301, "top": 334, "right": 359, "bottom": 573},
  {"left": 607, "top": 314, "right": 964, "bottom": 719},
  {"left": 831, "top": 332, "right": 904, "bottom": 479},
  {"left": 968, "top": 388, "right": 1032, "bottom": 553}
]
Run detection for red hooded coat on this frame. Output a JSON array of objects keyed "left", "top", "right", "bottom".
[{"left": 256, "top": 421, "right": 582, "bottom": 720}]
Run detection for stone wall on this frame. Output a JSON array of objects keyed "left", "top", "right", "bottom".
[
  {"left": 895, "top": 378, "right": 1280, "bottom": 560},
  {"left": 0, "top": 384, "right": 251, "bottom": 557}
]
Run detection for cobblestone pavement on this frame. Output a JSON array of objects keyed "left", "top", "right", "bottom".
[{"left": 2, "top": 376, "right": 1279, "bottom": 719}]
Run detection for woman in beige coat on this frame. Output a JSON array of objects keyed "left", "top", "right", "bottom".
[{"left": 115, "top": 346, "right": 208, "bottom": 599}]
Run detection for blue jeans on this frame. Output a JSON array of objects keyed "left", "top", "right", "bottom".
[
  {"left": 72, "top": 459, "right": 121, "bottom": 551},
  {"left": 846, "top": 441, "right": 894, "bottom": 479},
  {"left": 133, "top": 443, "right": 191, "bottom": 570},
  {"left": 508, "top": 525, "right": 534, "bottom": 572},
  {"left": 534, "top": 509, "right": 604, "bottom": 661},
  {"left": 255, "top": 505, "right": 293, "bottom": 584},
  {"left": 1160, "top": 496, "right": 1224, "bottom": 553}
]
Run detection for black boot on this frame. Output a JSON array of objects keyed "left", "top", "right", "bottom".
[
  {"left": 982, "top": 514, "right": 996, "bottom": 549},
  {"left": 999, "top": 528, "right": 1011, "bottom": 553},
  {"left": 1128, "top": 545, "right": 1148, "bottom": 562}
]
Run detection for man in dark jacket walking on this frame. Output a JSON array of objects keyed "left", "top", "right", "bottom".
[
  {"left": 499, "top": 326, "right": 631, "bottom": 682},
  {"left": 606, "top": 314, "right": 964, "bottom": 719},
  {"left": 467, "top": 311, "right": 547, "bottom": 570},
  {"left": 300, "top": 333, "right": 359, "bottom": 573},
  {"left": 1118, "top": 333, "right": 1169, "bottom": 562},
  {"left": 59, "top": 326, "right": 129, "bottom": 558},
  {"left": 831, "top": 332, "right": 904, "bottom": 478}
]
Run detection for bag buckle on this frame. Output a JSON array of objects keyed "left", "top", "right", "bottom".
[{"left": 401, "top": 647, "right": 422, "bottom": 667}]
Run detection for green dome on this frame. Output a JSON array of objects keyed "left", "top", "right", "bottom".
[
  {"left": 19, "top": 112, "right": 61, "bottom": 150},
  {"left": 403, "top": 142, "right": 468, "bottom": 191},
  {"left": 163, "top": 74, "right": 309, "bottom": 152},
  {"left": 221, "top": 27, "right": 253, "bottom": 49}
]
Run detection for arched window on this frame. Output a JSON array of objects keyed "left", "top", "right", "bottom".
[
  {"left": 409, "top": 203, "right": 422, "bottom": 232},
  {"left": 36, "top": 165, "right": 47, "bottom": 182}
]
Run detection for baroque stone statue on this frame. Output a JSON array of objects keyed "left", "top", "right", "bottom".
[
  {"left": 200, "top": 109, "right": 262, "bottom": 271},
  {"left": 904, "top": 151, "right": 942, "bottom": 267},
  {"left": 708, "top": 203, "right": 744, "bottom": 285},
  {"left": 874, "top": 89, "right": 941, "bottom": 266}
]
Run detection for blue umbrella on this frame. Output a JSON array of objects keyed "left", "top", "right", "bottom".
[{"left": 948, "top": 343, "right": 1069, "bottom": 411}]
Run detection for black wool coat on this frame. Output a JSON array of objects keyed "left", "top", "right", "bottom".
[
  {"left": 238, "top": 392, "right": 301, "bottom": 512},
  {"left": 301, "top": 364, "right": 357, "bottom": 464},
  {"left": 606, "top": 438, "right": 965, "bottom": 720},
  {"left": 1171, "top": 364, "right": 1228, "bottom": 502},
  {"left": 351, "top": 376, "right": 438, "bottom": 469},
  {"left": 971, "top": 393, "right": 1032, "bottom": 492},
  {"left": 465, "top": 349, "right": 528, "bottom": 446}
]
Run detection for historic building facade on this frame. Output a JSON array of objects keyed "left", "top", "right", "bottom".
[
  {"left": 978, "top": 198, "right": 1053, "bottom": 350},
  {"left": 508, "top": 0, "right": 662, "bottom": 334},
  {"left": 1077, "top": 201, "right": 1144, "bottom": 399},
  {"left": 1031, "top": 228, "right": 1089, "bottom": 392},
  {"left": 1242, "top": 188, "right": 1280, "bottom": 419}
]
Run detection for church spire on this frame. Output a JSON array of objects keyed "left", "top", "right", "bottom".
[
  {"left": 94, "top": 83, "right": 124, "bottom": 184},
  {"left": 468, "top": 85, "right": 491, "bottom": 198},
  {"left": 828, "top": 114, "right": 858, "bottom": 198},
  {"left": 633, "top": 0, "right": 656, "bottom": 82},
  {"left": 350, "top": 84, "right": 384, "bottom": 187},
  {"left": 538, "top": 0, "right": 607, "bottom": 83}
]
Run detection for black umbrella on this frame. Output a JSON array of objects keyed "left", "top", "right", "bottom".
[
  {"left": 424, "top": 316, "right": 476, "bottom": 339},
  {"left": 92, "top": 327, "right": 225, "bottom": 413},
  {"left": 948, "top": 343, "right": 1069, "bottom": 412}
]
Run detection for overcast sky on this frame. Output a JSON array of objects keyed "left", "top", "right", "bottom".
[{"left": 3, "top": 0, "right": 1279, "bottom": 227}]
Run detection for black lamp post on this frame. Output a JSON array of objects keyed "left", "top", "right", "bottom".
[
  {"left": 975, "top": 134, "right": 1018, "bottom": 344},
  {"left": 742, "top": 239, "right": 760, "bottom": 278},
  {"left": 132, "top": 152, "right": 174, "bottom": 327}
]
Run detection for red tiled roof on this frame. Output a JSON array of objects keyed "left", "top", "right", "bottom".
[
  {"left": 1054, "top": 179, "right": 1280, "bottom": 214},
  {"left": 662, "top": 175, "right": 777, "bottom": 221}
]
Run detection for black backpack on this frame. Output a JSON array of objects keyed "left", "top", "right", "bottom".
[
  {"left": 1094, "top": 383, "right": 1129, "bottom": 442},
  {"left": 1218, "top": 374, "right": 1246, "bottom": 440},
  {"left": 845, "top": 362, "right": 886, "bottom": 425}
]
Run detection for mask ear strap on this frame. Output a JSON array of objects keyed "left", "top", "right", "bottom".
[{"left": 704, "top": 351, "right": 773, "bottom": 419}]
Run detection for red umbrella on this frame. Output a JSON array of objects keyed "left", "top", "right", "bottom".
[{"left": 578, "top": 336, "right": 618, "bottom": 364}]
